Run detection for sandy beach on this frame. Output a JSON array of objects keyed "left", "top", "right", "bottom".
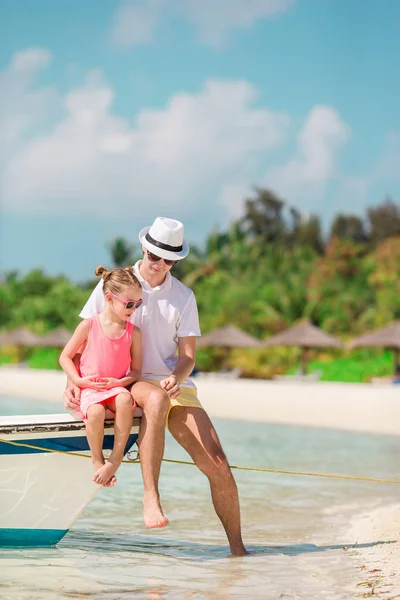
[
  {"left": 348, "top": 503, "right": 400, "bottom": 598},
  {"left": 1, "top": 366, "right": 400, "bottom": 596},
  {"left": 1, "top": 366, "right": 400, "bottom": 436}
]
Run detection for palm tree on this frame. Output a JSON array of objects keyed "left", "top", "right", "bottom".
[{"left": 107, "top": 237, "right": 136, "bottom": 267}]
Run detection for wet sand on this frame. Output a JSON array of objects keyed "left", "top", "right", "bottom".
[{"left": 348, "top": 503, "right": 400, "bottom": 597}]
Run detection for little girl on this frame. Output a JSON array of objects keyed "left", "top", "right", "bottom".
[{"left": 60, "top": 265, "right": 142, "bottom": 487}]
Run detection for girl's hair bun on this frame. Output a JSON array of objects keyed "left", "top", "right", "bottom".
[
  {"left": 95, "top": 265, "right": 112, "bottom": 281},
  {"left": 96, "top": 265, "right": 141, "bottom": 293}
]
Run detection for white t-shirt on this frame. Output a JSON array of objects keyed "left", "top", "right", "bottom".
[{"left": 79, "top": 261, "right": 201, "bottom": 388}]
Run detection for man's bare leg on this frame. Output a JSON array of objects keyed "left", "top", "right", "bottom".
[
  {"left": 168, "top": 406, "right": 247, "bottom": 557},
  {"left": 131, "top": 381, "right": 170, "bottom": 528}
]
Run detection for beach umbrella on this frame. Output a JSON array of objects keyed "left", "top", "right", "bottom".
[
  {"left": 39, "top": 327, "right": 72, "bottom": 347},
  {"left": 349, "top": 320, "right": 400, "bottom": 375},
  {"left": 197, "top": 325, "right": 261, "bottom": 349},
  {"left": 263, "top": 319, "right": 342, "bottom": 375},
  {"left": 0, "top": 327, "right": 41, "bottom": 347},
  {"left": 197, "top": 325, "right": 261, "bottom": 373}
]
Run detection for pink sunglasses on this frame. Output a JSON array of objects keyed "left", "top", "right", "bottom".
[{"left": 111, "top": 293, "right": 143, "bottom": 310}]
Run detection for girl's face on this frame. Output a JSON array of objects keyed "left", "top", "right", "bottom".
[{"left": 107, "top": 285, "right": 143, "bottom": 321}]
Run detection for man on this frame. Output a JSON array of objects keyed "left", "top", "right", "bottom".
[{"left": 64, "top": 217, "right": 247, "bottom": 557}]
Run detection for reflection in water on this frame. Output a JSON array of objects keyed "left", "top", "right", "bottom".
[
  {"left": 1, "top": 411, "right": 399, "bottom": 599},
  {"left": 62, "top": 529, "right": 388, "bottom": 559}
]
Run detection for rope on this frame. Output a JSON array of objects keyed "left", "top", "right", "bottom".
[
  {"left": 1, "top": 437, "right": 400, "bottom": 485},
  {"left": 161, "top": 457, "right": 400, "bottom": 484}
]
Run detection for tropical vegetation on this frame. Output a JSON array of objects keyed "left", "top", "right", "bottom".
[{"left": 1, "top": 191, "right": 400, "bottom": 381}]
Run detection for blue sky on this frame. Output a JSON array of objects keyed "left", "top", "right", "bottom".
[{"left": 1, "top": 0, "right": 399, "bottom": 281}]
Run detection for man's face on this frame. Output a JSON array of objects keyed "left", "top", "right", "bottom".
[{"left": 142, "top": 247, "right": 177, "bottom": 275}]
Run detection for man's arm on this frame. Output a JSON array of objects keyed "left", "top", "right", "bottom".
[
  {"left": 160, "top": 336, "right": 196, "bottom": 399},
  {"left": 63, "top": 351, "right": 83, "bottom": 410}
]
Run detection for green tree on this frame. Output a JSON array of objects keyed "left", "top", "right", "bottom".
[
  {"left": 307, "top": 237, "right": 373, "bottom": 333},
  {"left": 0, "top": 284, "right": 14, "bottom": 327},
  {"left": 367, "top": 198, "right": 400, "bottom": 244},
  {"left": 107, "top": 237, "right": 137, "bottom": 267},
  {"left": 367, "top": 236, "right": 400, "bottom": 320},
  {"left": 9, "top": 279, "right": 89, "bottom": 333},
  {"left": 12, "top": 269, "right": 54, "bottom": 297},
  {"left": 291, "top": 214, "right": 324, "bottom": 253},
  {"left": 330, "top": 214, "right": 367, "bottom": 244},
  {"left": 241, "top": 187, "right": 286, "bottom": 242}
]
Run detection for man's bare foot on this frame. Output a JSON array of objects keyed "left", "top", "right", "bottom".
[
  {"left": 229, "top": 546, "right": 248, "bottom": 557},
  {"left": 92, "top": 459, "right": 117, "bottom": 487},
  {"left": 143, "top": 495, "right": 169, "bottom": 529}
]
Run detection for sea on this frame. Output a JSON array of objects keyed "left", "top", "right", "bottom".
[{"left": 1, "top": 395, "right": 399, "bottom": 600}]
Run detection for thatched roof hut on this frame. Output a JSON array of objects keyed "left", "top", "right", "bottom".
[
  {"left": 263, "top": 319, "right": 342, "bottom": 374},
  {"left": 0, "top": 327, "right": 41, "bottom": 347},
  {"left": 349, "top": 321, "right": 400, "bottom": 375},
  {"left": 197, "top": 325, "right": 261, "bottom": 349},
  {"left": 39, "top": 327, "right": 72, "bottom": 347}
]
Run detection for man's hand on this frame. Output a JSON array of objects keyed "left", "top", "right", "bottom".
[
  {"left": 63, "top": 384, "right": 81, "bottom": 411},
  {"left": 160, "top": 375, "right": 180, "bottom": 399}
]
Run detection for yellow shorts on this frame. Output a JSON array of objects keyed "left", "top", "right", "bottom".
[{"left": 140, "top": 379, "right": 204, "bottom": 426}]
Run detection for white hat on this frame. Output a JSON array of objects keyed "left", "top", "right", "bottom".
[{"left": 139, "top": 217, "right": 189, "bottom": 261}]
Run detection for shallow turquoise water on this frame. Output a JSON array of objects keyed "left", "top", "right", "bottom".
[{"left": 1, "top": 395, "right": 399, "bottom": 599}]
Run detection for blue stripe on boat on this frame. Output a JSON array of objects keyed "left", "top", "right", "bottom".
[
  {"left": 0, "top": 432, "right": 138, "bottom": 455},
  {"left": 0, "top": 528, "right": 68, "bottom": 547}
]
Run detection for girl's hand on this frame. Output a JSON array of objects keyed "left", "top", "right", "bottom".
[
  {"left": 78, "top": 376, "right": 107, "bottom": 391},
  {"left": 160, "top": 375, "right": 180, "bottom": 399},
  {"left": 98, "top": 377, "right": 122, "bottom": 389}
]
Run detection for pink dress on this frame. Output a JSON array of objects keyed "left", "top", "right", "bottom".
[{"left": 79, "top": 316, "right": 134, "bottom": 419}]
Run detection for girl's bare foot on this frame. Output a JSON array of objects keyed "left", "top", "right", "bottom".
[
  {"left": 92, "top": 458, "right": 116, "bottom": 487},
  {"left": 143, "top": 494, "right": 169, "bottom": 529},
  {"left": 93, "top": 461, "right": 119, "bottom": 486}
]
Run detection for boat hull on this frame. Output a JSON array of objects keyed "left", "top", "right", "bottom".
[{"left": 0, "top": 412, "right": 140, "bottom": 547}]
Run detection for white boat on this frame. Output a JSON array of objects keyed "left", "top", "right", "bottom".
[{"left": 0, "top": 410, "right": 141, "bottom": 548}]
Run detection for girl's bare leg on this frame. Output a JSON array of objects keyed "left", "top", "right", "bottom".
[
  {"left": 94, "top": 393, "right": 133, "bottom": 486},
  {"left": 86, "top": 403, "right": 107, "bottom": 484}
]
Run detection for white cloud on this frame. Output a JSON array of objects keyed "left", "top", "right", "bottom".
[
  {"left": 265, "top": 106, "right": 351, "bottom": 207},
  {"left": 0, "top": 48, "right": 59, "bottom": 147},
  {"left": 110, "top": 0, "right": 296, "bottom": 47},
  {"left": 5, "top": 48, "right": 378, "bottom": 228},
  {"left": 184, "top": 0, "right": 296, "bottom": 46},
  {"left": 1, "top": 51, "right": 289, "bottom": 218},
  {"left": 110, "top": 0, "right": 164, "bottom": 46},
  {"left": 11, "top": 48, "right": 52, "bottom": 72}
]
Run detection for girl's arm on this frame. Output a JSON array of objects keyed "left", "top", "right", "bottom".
[
  {"left": 121, "top": 327, "right": 142, "bottom": 387},
  {"left": 59, "top": 321, "right": 106, "bottom": 390}
]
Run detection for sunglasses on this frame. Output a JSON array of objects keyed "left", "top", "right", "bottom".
[
  {"left": 111, "top": 293, "right": 143, "bottom": 310},
  {"left": 146, "top": 250, "right": 176, "bottom": 267}
]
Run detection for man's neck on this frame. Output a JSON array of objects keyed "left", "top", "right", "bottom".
[{"left": 138, "top": 261, "right": 168, "bottom": 288}]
